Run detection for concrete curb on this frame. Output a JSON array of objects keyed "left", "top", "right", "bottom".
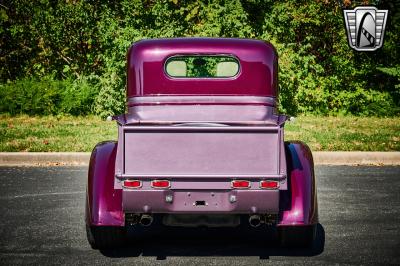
[
  {"left": 0, "top": 152, "right": 399, "bottom": 166},
  {"left": 0, "top": 152, "right": 91, "bottom": 166},
  {"left": 313, "top": 151, "right": 400, "bottom": 165}
]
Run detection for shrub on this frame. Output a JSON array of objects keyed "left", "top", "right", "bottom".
[
  {"left": 60, "top": 76, "right": 99, "bottom": 115},
  {"left": 1, "top": 0, "right": 399, "bottom": 117},
  {"left": 93, "top": 71, "right": 125, "bottom": 118},
  {"left": 0, "top": 76, "right": 98, "bottom": 116},
  {"left": 0, "top": 77, "right": 65, "bottom": 115}
]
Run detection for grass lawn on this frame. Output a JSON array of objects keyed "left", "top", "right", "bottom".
[
  {"left": 285, "top": 116, "right": 400, "bottom": 151},
  {"left": 0, "top": 114, "right": 399, "bottom": 152}
]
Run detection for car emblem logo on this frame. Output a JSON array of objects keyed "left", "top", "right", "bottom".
[{"left": 343, "top": 6, "right": 388, "bottom": 51}]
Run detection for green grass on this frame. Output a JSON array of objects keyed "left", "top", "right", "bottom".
[
  {"left": 284, "top": 116, "right": 400, "bottom": 151},
  {"left": 0, "top": 115, "right": 116, "bottom": 152},
  {"left": 0, "top": 114, "right": 399, "bottom": 152}
]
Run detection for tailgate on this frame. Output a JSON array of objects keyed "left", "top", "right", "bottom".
[{"left": 118, "top": 125, "right": 285, "bottom": 180}]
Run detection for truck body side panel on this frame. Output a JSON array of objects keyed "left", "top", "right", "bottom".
[
  {"left": 86, "top": 141, "right": 124, "bottom": 226},
  {"left": 278, "top": 142, "right": 319, "bottom": 226}
]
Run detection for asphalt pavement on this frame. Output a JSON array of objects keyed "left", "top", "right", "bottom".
[{"left": 0, "top": 166, "right": 399, "bottom": 265}]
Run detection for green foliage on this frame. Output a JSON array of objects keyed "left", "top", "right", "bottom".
[
  {"left": 167, "top": 56, "right": 239, "bottom": 77},
  {"left": 377, "top": 67, "right": 400, "bottom": 89},
  {"left": 93, "top": 71, "right": 126, "bottom": 118},
  {"left": 0, "top": 76, "right": 98, "bottom": 116},
  {"left": 60, "top": 76, "right": 99, "bottom": 115},
  {"left": 1, "top": 0, "right": 399, "bottom": 117},
  {"left": 0, "top": 77, "right": 65, "bottom": 115}
]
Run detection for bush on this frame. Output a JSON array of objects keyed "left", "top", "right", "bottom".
[
  {"left": 0, "top": 77, "right": 65, "bottom": 115},
  {"left": 60, "top": 76, "right": 99, "bottom": 115},
  {"left": 0, "top": 76, "right": 98, "bottom": 116},
  {"left": 93, "top": 71, "right": 126, "bottom": 118},
  {"left": 1, "top": 0, "right": 399, "bottom": 117}
]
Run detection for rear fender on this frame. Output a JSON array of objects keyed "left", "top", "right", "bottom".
[
  {"left": 278, "top": 141, "right": 318, "bottom": 226},
  {"left": 86, "top": 141, "right": 124, "bottom": 227}
]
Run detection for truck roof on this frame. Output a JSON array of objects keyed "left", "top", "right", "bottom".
[{"left": 126, "top": 38, "right": 278, "bottom": 98}]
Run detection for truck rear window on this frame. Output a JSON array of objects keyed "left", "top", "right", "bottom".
[{"left": 165, "top": 55, "right": 240, "bottom": 78}]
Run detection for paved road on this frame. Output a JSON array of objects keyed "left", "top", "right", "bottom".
[{"left": 0, "top": 166, "right": 399, "bottom": 265}]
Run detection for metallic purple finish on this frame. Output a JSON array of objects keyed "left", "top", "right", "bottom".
[
  {"left": 127, "top": 96, "right": 276, "bottom": 108},
  {"left": 278, "top": 142, "right": 319, "bottom": 226},
  {"left": 86, "top": 141, "right": 124, "bottom": 226},
  {"left": 123, "top": 96, "right": 279, "bottom": 124},
  {"left": 127, "top": 38, "right": 278, "bottom": 97},
  {"left": 124, "top": 105, "right": 278, "bottom": 124},
  {"left": 122, "top": 126, "right": 283, "bottom": 177},
  {"left": 86, "top": 38, "right": 317, "bottom": 231},
  {"left": 122, "top": 190, "right": 279, "bottom": 214},
  {"left": 114, "top": 124, "right": 288, "bottom": 214}
]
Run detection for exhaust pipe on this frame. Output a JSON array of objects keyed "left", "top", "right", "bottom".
[
  {"left": 249, "top": 215, "right": 261, "bottom": 227},
  {"left": 139, "top": 214, "right": 153, "bottom": 226}
]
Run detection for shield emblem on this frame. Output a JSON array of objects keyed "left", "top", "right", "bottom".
[{"left": 343, "top": 6, "right": 388, "bottom": 51}]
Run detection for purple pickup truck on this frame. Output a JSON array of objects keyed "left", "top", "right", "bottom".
[{"left": 85, "top": 38, "right": 318, "bottom": 249}]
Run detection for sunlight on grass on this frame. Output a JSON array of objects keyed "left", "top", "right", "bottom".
[
  {"left": 0, "top": 114, "right": 399, "bottom": 152},
  {"left": 0, "top": 114, "right": 117, "bottom": 152},
  {"left": 284, "top": 116, "right": 400, "bottom": 151}
]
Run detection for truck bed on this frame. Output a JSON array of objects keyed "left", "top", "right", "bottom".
[{"left": 115, "top": 125, "right": 286, "bottom": 185}]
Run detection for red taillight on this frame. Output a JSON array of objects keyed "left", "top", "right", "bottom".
[
  {"left": 260, "top": 180, "right": 279, "bottom": 189},
  {"left": 231, "top": 180, "right": 251, "bottom": 189},
  {"left": 123, "top": 180, "right": 142, "bottom": 189},
  {"left": 151, "top": 180, "right": 171, "bottom": 189}
]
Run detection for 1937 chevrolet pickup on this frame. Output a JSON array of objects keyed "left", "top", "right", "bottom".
[{"left": 85, "top": 38, "right": 318, "bottom": 249}]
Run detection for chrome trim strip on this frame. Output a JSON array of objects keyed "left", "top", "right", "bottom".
[
  {"left": 123, "top": 120, "right": 279, "bottom": 126},
  {"left": 128, "top": 96, "right": 276, "bottom": 105},
  {"left": 116, "top": 174, "right": 286, "bottom": 180},
  {"left": 122, "top": 125, "right": 280, "bottom": 132}
]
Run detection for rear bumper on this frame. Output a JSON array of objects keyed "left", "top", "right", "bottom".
[
  {"left": 122, "top": 189, "right": 279, "bottom": 214},
  {"left": 86, "top": 141, "right": 318, "bottom": 228}
]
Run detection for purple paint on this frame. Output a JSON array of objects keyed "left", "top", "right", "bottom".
[
  {"left": 86, "top": 38, "right": 318, "bottom": 235},
  {"left": 279, "top": 142, "right": 318, "bottom": 226},
  {"left": 86, "top": 141, "right": 124, "bottom": 226},
  {"left": 126, "top": 38, "right": 278, "bottom": 97}
]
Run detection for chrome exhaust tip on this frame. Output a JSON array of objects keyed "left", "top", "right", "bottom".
[
  {"left": 139, "top": 214, "right": 153, "bottom": 226},
  {"left": 249, "top": 215, "right": 261, "bottom": 227}
]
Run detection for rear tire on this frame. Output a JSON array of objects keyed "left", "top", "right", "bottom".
[
  {"left": 86, "top": 224, "right": 126, "bottom": 249},
  {"left": 278, "top": 225, "right": 316, "bottom": 247}
]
